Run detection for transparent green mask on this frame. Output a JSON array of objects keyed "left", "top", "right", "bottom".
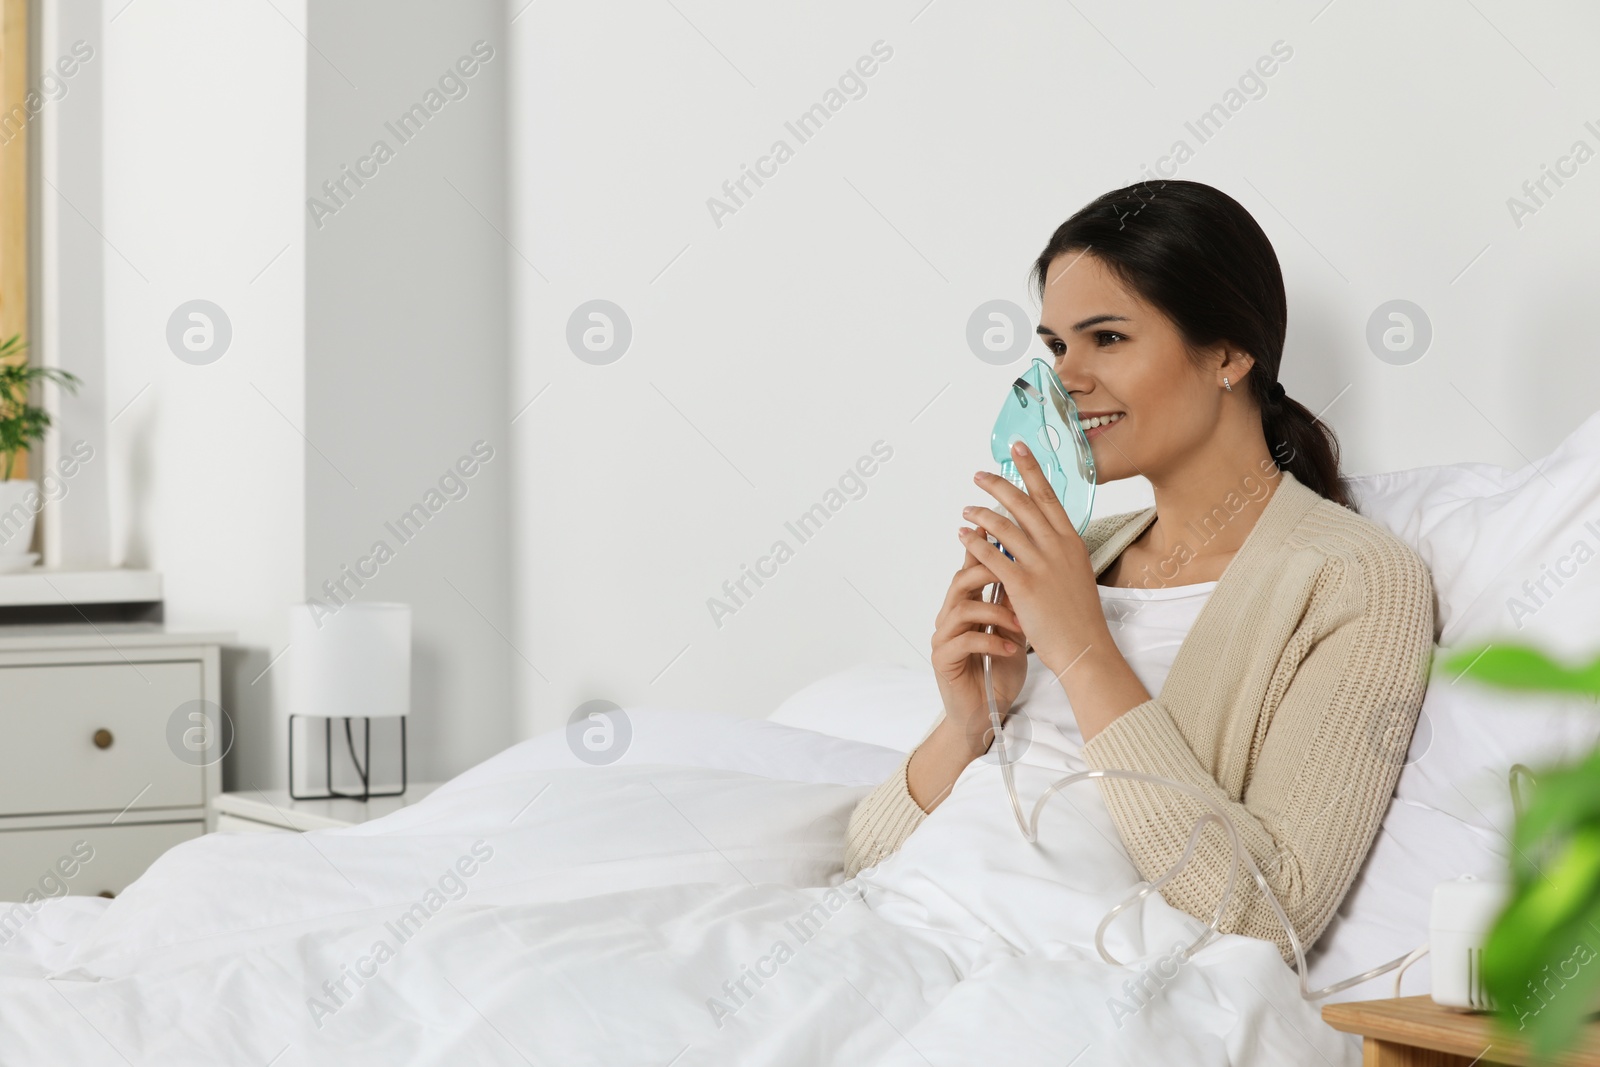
[{"left": 990, "top": 358, "right": 1096, "bottom": 540}]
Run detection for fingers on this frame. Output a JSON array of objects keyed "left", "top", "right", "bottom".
[
  {"left": 933, "top": 630, "right": 1020, "bottom": 666},
  {"left": 976, "top": 443, "right": 1073, "bottom": 541},
  {"left": 1008, "top": 440, "right": 1076, "bottom": 535},
  {"left": 962, "top": 506, "right": 1028, "bottom": 559},
  {"left": 957, "top": 524, "right": 1021, "bottom": 586},
  {"left": 934, "top": 600, "right": 1022, "bottom": 645},
  {"left": 943, "top": 550, "right": 1001, "bottom": 611}
]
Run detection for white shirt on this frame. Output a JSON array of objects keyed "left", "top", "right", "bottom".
[
  {"left": 1005, "top": 580, "right": 1220, "bottom": 766},
  {"left": 1094, "top": 579, "right": 1220, "bottom": 699}
]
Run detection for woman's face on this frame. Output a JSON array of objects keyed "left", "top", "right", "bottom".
[{"left": 1037, "top": 250, "right": 1248, "bottom": 484}]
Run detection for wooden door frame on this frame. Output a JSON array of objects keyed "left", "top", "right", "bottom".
[{"left": 0, "top": 0, "right": 26, "bottom": 478}]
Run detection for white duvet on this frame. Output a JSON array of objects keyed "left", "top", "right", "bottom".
[{"left": 0, "top": 708, "right": 1357, "bottom": 1066}]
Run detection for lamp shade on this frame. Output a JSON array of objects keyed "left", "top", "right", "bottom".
[{"left": 285, "top": 602, "right": 411, "bottom": 719}]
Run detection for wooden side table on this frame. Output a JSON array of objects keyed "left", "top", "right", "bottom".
[{"left": 1323, "top": 996, "right": 1600, "bottom": 1066}]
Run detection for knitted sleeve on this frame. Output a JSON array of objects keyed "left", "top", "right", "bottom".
[
  {"left": 842, "top": 714, "right": 953, "bottom": 879},
  {"left": 1080, "top": 540, "right": 1437, "bottom": 963}
]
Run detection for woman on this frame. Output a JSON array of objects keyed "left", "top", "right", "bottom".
[{"left": 842, "top": 180, "right": 1437, "bottom": 963}]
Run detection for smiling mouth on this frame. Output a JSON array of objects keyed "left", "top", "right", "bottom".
[{"left": 1079, "top": 412, "right": 1125, "bottom": 438}]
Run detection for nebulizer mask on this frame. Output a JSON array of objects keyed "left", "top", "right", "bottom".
[
  {"left": 989, "top": 358, "right": 1098, "bottom": 539},
  {"left": 976, "top": 359, "right": 1417, "bottom": 1000}
]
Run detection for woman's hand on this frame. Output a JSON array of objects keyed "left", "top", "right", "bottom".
[
  {"left": 905, "top": 528, "right": 1030, "bottom": 813},
  {"left": 930, "top": 533, "right": 1029, "bottom": 755},
  {"left": 909, "top": 439, "right": 1151, "bottom": 811},
  {"left": 957, "top": 440, "right": 1113, "bottom": 685}
]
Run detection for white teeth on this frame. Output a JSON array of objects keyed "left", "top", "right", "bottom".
[{"left": 1079, "top": 412, "right": 1125, "bottom": 430}]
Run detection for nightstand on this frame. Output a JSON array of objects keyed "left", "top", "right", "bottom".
[
  {"left": 212, "top": 783, "right": 442, "bottom": 833},
  {"left": 1323, "top": 995, "right": 1600, "bottom": 1066},
  {"left": 0, "top": 623, "right": 230, "bottom": 901}
]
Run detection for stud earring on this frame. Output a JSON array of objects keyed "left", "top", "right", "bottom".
[{"left": 1223, "top": 377, "right": 1233, "bottom": 392}]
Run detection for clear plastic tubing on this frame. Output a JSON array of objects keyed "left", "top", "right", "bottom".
[{"left": 979, "top": 578, "right": 1416, "bottom": 1000}]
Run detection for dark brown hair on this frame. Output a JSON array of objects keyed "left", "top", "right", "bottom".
[{"left": 1029, "top": 179, "right": 1351, "bottom": 509}]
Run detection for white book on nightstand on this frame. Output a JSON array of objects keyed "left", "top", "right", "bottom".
[{"left": 212, "top": 784, "right": 443, "bottom": 833}]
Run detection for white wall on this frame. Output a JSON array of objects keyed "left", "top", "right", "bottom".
[
  {"left": 51, "top": 0, "right": 511, "bottom": 793},
  {"left": 35, "top": 0, "right": 109, "bottom": 568},
  {"left": 304, "top": 0, "right": 512, "bottom": 782},
  {"left": 509, "top": 0, "right": 1600, "bottom": 737},
  {"left": 98, "top": 0, "right": 307, "bottom": 792}
]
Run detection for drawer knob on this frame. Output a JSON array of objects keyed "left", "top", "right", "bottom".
[
  {"left": 93, "top": 728, "right": 114, "bottom": 749},
  {"left": 97, "top": 890, "right": 115, "bottom": 899}
]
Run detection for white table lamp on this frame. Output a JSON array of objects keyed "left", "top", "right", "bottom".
[{"left": 285, "top": 601, "right": 411, "bottom": 800}]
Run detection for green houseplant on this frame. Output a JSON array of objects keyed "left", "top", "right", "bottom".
[
  {"left": 0, "top": 334, "right": 82, "bottom": 557},
  {"left": 1438, "top": 642, "right": 1600, "bottom": 1060}
]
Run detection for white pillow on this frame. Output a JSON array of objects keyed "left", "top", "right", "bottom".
[
  {"left": 1343, "top": 407, "right": 1600, "bottom": 819},
  {"left": 768, "top": 666, "right": 941, "bottom": 751},
  {"left": 1305, "top": 793, "right": 1504, "bottom": 1000},
  {"left": 1344, "top": 408, "right": 1600, "bottom": 656},
  {"left": 1323, "top": 411, "right": 1600, "bottom": 996},
  {"left": 440, "top": 705, "right": 905, "bottom": 797}
]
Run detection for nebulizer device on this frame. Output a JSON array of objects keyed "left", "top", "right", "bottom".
[{"left": 978, "top": 358, "right": 1422, "bottom": 1000}]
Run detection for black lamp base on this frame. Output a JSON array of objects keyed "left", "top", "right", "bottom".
[{"left": 288, "top": 714, "right": 408, "bottom": 801}]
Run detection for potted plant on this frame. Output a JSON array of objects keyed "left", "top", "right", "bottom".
[
  {"left": 0, "top": 334, "right": 82, "bottom": 564},
  {"left": 1438, "top": 642, "right": 1600, "bottom": 1060}
]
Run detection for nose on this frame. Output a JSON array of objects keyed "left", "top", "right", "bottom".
[{"left": 1051, "top": 348, "right": 1096, "bottom": 401}]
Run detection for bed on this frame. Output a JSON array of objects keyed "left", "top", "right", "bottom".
[{"left": 2, "top": 411, "right": 1597, "bottom": 1066}]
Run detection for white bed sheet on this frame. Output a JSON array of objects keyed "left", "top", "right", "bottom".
[{"left": 0, "top": 711, "right": 1355, "bottom": 1066}]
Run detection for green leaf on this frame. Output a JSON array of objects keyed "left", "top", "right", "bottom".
[
  {"left": 1460, "top": 639, "right": 1600, "bottom": 1058},
  {"left": 1484, "top": 754, "right": 1600, "bottom": 1059},
  {"left": 0, "top": 334, "right": 82, "bottom": 471},
  {"left": 1438, "top": 644, "right": 1600, "bottom": 696},
  {"left": 1487, "top": 895, "right": 1600, "bottom": 1059},
  {"left": 1510, "top": 751, "right": 1600, "bottom": 865},
  {"left": 1510, "top": 825, "right": 1600, "bottom": 937}
]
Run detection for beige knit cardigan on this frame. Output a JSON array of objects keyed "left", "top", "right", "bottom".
[{"left": 841, "top": 469, "right": 1437, "bottom": 963}]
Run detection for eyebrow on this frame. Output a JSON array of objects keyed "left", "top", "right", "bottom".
[{"left": 1036, "top": 314, "right": 1131, "bottom": 337}]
